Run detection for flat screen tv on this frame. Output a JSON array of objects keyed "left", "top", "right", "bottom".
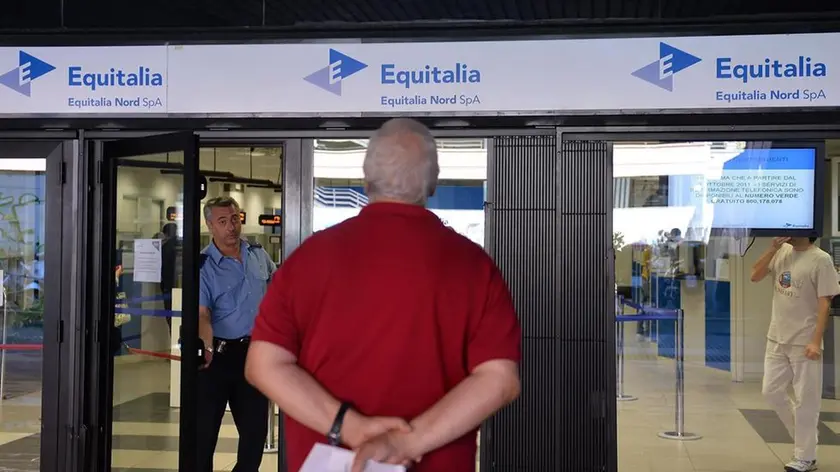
[{"left": 670, "top": 141, "right": 824, "bottom": 237}]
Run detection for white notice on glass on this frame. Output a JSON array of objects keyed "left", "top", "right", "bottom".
[
  {"left": 299, "top": 443, "right": 406, "bottom": 472},
  {"left": 133, "top": 239, "right": 163, "bottom": 283}
]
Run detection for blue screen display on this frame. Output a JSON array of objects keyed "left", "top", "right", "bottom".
[{"left": 668, "top": 147, "right": 816, "bottom": 230}]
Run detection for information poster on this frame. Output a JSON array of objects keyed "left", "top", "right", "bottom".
[
  {"left": 133, "top": 239, "right": 163, "bottom": 283},
  {"left": 668, "top": 148, "right": 816, "bottom": 231},
  {"left": 705, "top": 148, "right": 815, "bottom": 230}
]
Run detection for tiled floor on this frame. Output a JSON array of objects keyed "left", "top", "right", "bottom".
[
  {"left": 619, "top": 338, "right": 840, "bottom": 472},
  {"left": 1, "top": 343, "right": 840, "bottom": 471}
]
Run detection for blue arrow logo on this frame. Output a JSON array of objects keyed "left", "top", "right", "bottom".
[
  {"left": 631, "top": 42, "right": 701, "bottom": 92},
  {"left": 304, "top": 49, "right": 368, "bottom": 96},
  {"left": 0, "top": 51, "right": 56, "bottom": 97}
]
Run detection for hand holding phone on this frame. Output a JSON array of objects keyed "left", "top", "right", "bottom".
[{"left": 772, "top": 237, "right": 791, "bottom": 249}]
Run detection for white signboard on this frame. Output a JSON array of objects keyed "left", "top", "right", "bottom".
[
  {"left": 0, "top": 33, "right": 837, "bottom": 115},
  {"left": 0, "top": 47, "right": 167, "bottom": 114}
]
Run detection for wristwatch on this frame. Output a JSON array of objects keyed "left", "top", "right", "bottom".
[{"left": 327, "top": 402, "right": 353, "bottom": 446}]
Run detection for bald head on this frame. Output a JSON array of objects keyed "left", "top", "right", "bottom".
[{"left": 363, "top": 118, "right": 439, "bottom": 205}]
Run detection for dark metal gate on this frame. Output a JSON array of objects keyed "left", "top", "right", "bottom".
[{"left": 481, "top": 133, "right": 617, "bottom": 471}]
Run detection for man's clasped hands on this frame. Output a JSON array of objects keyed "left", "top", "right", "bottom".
[{"left": 343, "top": 411, "right": 425, "bottom": 472}]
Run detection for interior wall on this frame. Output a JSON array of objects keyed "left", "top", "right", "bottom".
[
  {"left": 823, "top": 153, "right": 837, "bottom": 398},
  {"left": 203, "top": 182, "right": 281, "bottom": 235},
  {"left": 114, "top": 167, "right": 179, "bottom": 357},
  {"left": 114, "top": 166, "right": 283, "bottom": 359},
  {"left": 614, "top": 141, "right": 834, "bottom": 381},
  {"left": 736, "top": 237, "right": 775, "bottom": 380},
  {"left": 116, "top": 170, "right": 282, "bottom": 234},
  {"left": 732, "top": 153, "right": 833, "bottom": 381},
  {"left": 116, "top": 168, "right": 180, "bottom": 236}
]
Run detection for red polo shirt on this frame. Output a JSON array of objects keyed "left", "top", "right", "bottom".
[{"left": 251, "top": 202, "right": 521, "bottom": 472}]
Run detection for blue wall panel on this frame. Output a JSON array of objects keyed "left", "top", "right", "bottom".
[
  {"left": 114, "top": 269, "right": 141, "bottom": 356},
  {"left": 654, "top": 275, "right": 681, "bottom": 359},
  {"left": 428, "top": 186, "right": 484, "bottom": 210},
  {"left": 327, "top": 185, "right": 484, "bottom": 210},
  {"left": 705, "top": 280, "right": 731, "bottom": 371}
]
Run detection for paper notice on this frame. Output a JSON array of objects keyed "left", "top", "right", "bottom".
[
  {"left": 299, "top": 443, "right": 406, "bottom": 472},
  {"left": 133, "top": 239, "right": 163, "bottom": 283}
]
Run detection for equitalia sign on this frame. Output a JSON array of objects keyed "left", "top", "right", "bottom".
[
  {"left": 0, "top": 51, "right": 55, "bottom": 97},
  {"left": 0, "top": 32, "right": 837, "bottom": 115}
]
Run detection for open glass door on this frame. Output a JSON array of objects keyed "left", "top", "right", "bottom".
[{"left": 91, "top": 132, "right": 201, "bottom": 471}]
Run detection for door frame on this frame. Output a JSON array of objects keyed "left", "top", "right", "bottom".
[
  {"left": 559, "top": 129, "right": 836, "bottom": 472},
  {"left": 0, "top": 140, "right": 72, "bottom": 472},
  {"left": 85, "top": 132, "right": 200, "bottom": 472}
]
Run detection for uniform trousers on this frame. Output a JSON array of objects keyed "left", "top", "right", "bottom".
[{"left": 196, "top": 338, "right": 269, "bottom": 472}]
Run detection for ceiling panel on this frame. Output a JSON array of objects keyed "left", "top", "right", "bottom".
[
  {"left": 123, "top": 147, "right": 283, "bottom": 183},
  {"left": 13, "top": 0, "right": 840, "bottom": 30}
]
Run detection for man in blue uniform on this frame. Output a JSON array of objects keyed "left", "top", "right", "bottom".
[{"left": 197, "top": 196, "right": 276, "bottom": 472}]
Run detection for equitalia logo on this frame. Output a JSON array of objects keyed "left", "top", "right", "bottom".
[
  {"left": 303, "top": 49, "right": 368, "bottom": 96},
  {"left": 631, "top": 42, "right": 701, "bottom": 92},
  {"left": 0, "top": 51, "right": 55, "bottom": 97}
]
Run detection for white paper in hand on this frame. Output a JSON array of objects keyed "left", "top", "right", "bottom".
[{"left": 299, "top": 443, "right": 407, "bottom": 472}]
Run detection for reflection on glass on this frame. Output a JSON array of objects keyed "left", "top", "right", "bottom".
[
  {"left": 112, "top": 146, "right": 285, "bottom": 469},
  {"left": 0, "top": 158, "right": 46, "bottom": 467},
  {"left": 199, "top": 147, "right": 284, "bottom": 263},
  {"left": 112, "top": 154, "right": 184, "bottom": 469},
  {"left": 312, "top": 139, "right": 487, "bottom": 246},
  {"left": 614, "top": 140, "right": 834, "bottom": 472},
  {"left": 203, "top": 146, "right": 283, "bottom": 470}
]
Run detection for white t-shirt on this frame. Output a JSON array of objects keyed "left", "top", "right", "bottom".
[{"left": 767, "top": 244, "right": 840, "bottom": 345}]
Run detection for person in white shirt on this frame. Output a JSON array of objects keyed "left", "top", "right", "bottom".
[{"left": 751, "top": 236, "right": 840, "bottom": 472}]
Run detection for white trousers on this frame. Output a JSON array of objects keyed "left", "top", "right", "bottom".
[{"left": 762, "top": 340, "right": 823, "bottom": 461}]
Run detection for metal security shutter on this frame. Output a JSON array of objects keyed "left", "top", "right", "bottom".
[
  {"left": 557, "top": 137, "right": 616, "bottom": 471},
  {"left": 481, "top": 134, "right": 559, "bottom": 471}
]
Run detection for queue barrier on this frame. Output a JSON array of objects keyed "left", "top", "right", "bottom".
[
  {"left": 0, "top": 293, "right": 279, "bottom": 452},
  {"left": 615, "top": 299, "right": 702, "bottom": 441},
  {"left": 115, "top": 307, "right": 180, "bottom": 318},
  {"left": 116, "top": 294, "right": 279, "bottom": 453},
  {"left": 117, "top": 294, "right": 179, "bottom": 318},
  {"left": 0, "top": 344, "right": 42, "bottom": 351}
]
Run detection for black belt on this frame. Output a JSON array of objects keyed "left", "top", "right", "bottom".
[{"left": 212, "top": 336, "right": 250, "bottom": 354}]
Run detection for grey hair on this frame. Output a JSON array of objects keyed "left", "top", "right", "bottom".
[
  {"left": 363, "top": 118, "right": 439, "bottom": 204},
  {"left": 203, "top": 196, "right": 240, "bottom": 221}
]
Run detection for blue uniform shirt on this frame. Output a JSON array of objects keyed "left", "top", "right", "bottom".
[{"left": 199, "top": 239, "right": 276, "bottom": 339}]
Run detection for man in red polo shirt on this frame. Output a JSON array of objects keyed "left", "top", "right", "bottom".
[{"left": 245, "top": 118, "right": 522, "bottom": 472}]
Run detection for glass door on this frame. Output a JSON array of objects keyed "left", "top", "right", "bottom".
[
  {"left": 91, "top": 133, "right": 201, "bottom": 472},
  {"left": 0, "top": 141, "right": 67, "bottom": 472}
]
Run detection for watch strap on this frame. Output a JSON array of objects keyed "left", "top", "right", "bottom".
[{"left": 327, "top": 402, "right": 353, "bottom": 446}]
